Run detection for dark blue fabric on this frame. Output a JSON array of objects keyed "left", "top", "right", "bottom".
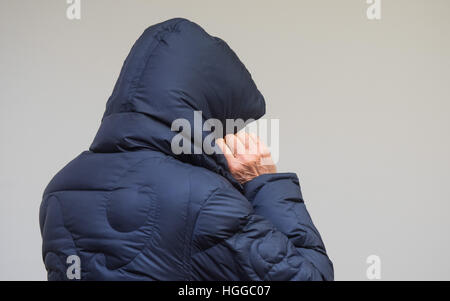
[{"left": 39, "top": 18, "right": 333, "bottom": 281}]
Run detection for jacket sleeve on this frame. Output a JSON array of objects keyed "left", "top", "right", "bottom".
[{"left": 189, "top": 173, "right": 334, "bottom": 281}]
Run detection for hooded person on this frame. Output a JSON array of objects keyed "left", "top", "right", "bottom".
[{"left": 39, "top": 18, "right": 333, "bottom": 281}]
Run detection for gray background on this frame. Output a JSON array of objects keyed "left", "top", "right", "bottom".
[{"left": 1, "top": 0, "right": 449, "bottom": 280}]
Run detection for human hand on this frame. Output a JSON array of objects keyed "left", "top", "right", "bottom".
[{"left": 216, "top": 132, "right": 277, "bottom": 184}]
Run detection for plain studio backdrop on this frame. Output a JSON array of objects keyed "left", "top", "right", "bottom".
[{"left": 1, "top": 0, "right": 449, "bottom": 280}]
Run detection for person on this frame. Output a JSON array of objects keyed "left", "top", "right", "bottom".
[{"left": 39, "top": 18, "right": 333, "bottom": 281}]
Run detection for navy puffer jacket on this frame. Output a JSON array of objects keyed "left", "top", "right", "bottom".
[{"left": 39, "top": 18, "right": 333, "bottom": 281}]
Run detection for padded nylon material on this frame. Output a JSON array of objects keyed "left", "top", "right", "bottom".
[{"left": 40, "top": 18, "right": 333, "bottom": 280}]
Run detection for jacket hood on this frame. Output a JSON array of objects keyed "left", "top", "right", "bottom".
[{"left": 90, "top": 18, "right": 266, "bottom": 188}]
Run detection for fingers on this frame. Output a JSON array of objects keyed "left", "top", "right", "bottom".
[
  {"left": 248, "top": 132, "right": 270, "bottom": 155},
  {"left": 217, "top": 132, "right": 271, "bottom": 157},
  {"left": 216, "top": 133, "right": 277, "bottom": 184},
  {"left": 237, "top": 131, "right": 258, "bottom": 155},
  {"left": 224, "top": 134, "right": 246, "bottom": 156},
  {"left": 216, "top": 138, "right": 234, "bottom": 161}
]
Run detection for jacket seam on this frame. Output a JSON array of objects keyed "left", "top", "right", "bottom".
[
  {"left": 188, "top": 186, "right": 221, "bottom": 279},
  {"left": 127, "top": 19, "right": 187, "bottom": 107}
]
